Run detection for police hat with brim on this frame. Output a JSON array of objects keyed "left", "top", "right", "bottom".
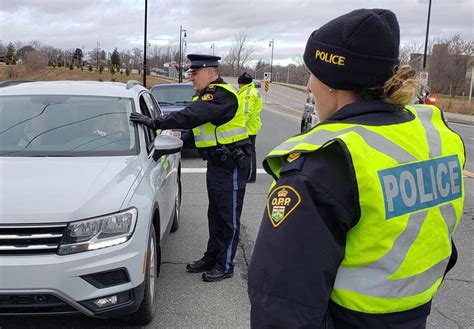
[
  {"left": 187, "top": 54, "right": 221, "bottom": 72},
  {"left": 303, "top": 8, "right": 400, "bottom": 90}
]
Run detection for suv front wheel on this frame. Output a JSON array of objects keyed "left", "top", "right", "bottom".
[{"left": 126, "top": 224, "right": 159, "bottom": 325}]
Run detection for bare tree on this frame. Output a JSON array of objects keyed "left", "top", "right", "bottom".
[
  {"left": 399, "top": 41, "right": 424, "bottom": 67},
  {"left": 289, "top": 55, "right": 310, "bottom": 86},
  {"left": 25, "top": 51, "right": 47, "bottom": 71},
  {"left": 224, "top": 33, "right": 254, "bottom": 76},
  {"left": 131, "top": 47, "right": 143, "bottom": 70}
]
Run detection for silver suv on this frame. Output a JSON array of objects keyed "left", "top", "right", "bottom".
[{"left": 0, "top": 80, "right": 182, "bottom": 324}]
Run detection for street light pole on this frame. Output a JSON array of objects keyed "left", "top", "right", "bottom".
[
  {"left": 422, "top": 0, "right": 432, "bottom": 70},
  {"left": 287, "top": 66, "right": 290, "bottom": 84},
  {"left": 96, "top": 41, "right": 100, "bottom": 71},
  {"left": 269, "top": 39, "right": 274, "bottom": 82},
  {"left": 178, "top": 26, "right": 187, "bottom": 83},
  {"left": 254, "top": 65, "right": 271, "bottom": 80},
  {"left": 179, "top": 25, "right": 182, "bottom": 83},
  {"left": 143, "top": 0, "right": 148, "bottom": 87},
  {"left": 211, "top": 43, "right": 215, "bottom": 56}
]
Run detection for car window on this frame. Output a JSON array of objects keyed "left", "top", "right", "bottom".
[
  {"left": 150, "top": 85, "right": 195, "bottom": 105},
  {"left": 0, "top": 95, "right": 137, "bottom": 157},
  {"left": 142, "top": 92, "right": 162, "bottom": 118},
  {"left": 138, "top": 94, "right": 156, "bottom": 153}
]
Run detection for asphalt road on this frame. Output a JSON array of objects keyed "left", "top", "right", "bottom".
[{"left": 2, "top": 82, "right": 472, "bottom": 329}]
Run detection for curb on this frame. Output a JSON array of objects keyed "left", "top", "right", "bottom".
[
  {"left": 272, "top": 82, "right": 306, "bottom": 93},
  {"left": 444, "top": 114, "right": 474, "bottom": 126}
]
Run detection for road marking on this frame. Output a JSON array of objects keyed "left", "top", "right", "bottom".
[
  {"left": 182, "top": 168, "right": 267, "bottom": 174},
  {"left": 464, "top": 170, "right": 474, "bottom": 178},
  {"left": 182, "top": 168, "right": 474, "bottom": 179},
  {"left": 263, "top": 107, "right": 300, "bottom": 120}
]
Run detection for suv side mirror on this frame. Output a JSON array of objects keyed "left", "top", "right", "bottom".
[{"left": 152, "top": 135, "right": 183, "bottom": 161}]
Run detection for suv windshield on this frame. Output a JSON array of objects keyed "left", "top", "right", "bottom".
[
  {"left": 151, "top": 85, "right": 195, "bottom": 105},
  {"left": 0, "top": 95, "right": 137, "bottom": 157}
]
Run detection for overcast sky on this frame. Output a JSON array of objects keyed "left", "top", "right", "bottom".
[{"left": 1, "top": 0, "right": 472, "bottom": 66}]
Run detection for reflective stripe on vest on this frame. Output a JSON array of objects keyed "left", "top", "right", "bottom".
[
  {"left": 192, "top": 83, "right": 248, "bottom": 147},
  {"left": 194, "top": 125, "right": 248, "bottom": 142},
  {"left": 264, "top": 104, "right": 465, "bottom": 313},
  {"left": 239, "top": 82, "right": 262, "bottom": 135}
]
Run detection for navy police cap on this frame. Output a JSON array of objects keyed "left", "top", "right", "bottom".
[{"left": 187, "top": 54, "right": 221, "bottom": 70}]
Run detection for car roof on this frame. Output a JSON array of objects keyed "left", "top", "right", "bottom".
[
  {"left": 0, "top": 80, "right": 147, "bottom": 98},
  {"left": 151, "top": 82, "right": 193, "bottom": 89}
]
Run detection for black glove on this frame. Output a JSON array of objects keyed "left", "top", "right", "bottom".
[{"left": 130, "top": 113, "right": 156, "bottom": 130}]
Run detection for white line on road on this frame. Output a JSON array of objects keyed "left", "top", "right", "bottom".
[
  {"left": 263, "top": 107, "right": 301, "bottom": 120},
  {"left": 182, "top": 168, "right": 268, "bottom": 174}
]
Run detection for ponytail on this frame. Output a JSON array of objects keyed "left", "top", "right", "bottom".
[{"left": 383, "top": 65, "right": 420, "bottom": 105}]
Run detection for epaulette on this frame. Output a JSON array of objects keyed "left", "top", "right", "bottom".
[
  {"left": 280, "top": 152, "right": 306, "bottom": 174},
  {"left": 203, "top": 86, "right": 217, "bottom": 93}
]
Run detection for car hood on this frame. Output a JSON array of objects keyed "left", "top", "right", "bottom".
[{"left": 0, "top": 156, "right": 141, "bottom": 224}]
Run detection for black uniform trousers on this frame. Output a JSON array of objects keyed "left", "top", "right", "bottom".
[
  {"left": 247, "top": 135, "right": 257, "bottom": 182},
  {"left": 204, "top": 160, "right": 248, "bottom": 273}
]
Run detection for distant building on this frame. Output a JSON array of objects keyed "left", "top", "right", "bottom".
[{"left": 410, "top": 44, "right": 472, "bottom": 96}]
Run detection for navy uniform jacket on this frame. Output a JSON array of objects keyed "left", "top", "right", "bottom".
[
  {"left": 152, "top": 77, "right": 238, "bottom": 147},
  {"left": 248, "top": 100, "right": 453, "bottom": 328}
]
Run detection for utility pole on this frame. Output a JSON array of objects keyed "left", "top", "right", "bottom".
[
  {"left": 143, "top": 0, "right": 148, "bottom": 87},
  {"left": 211, "top": 43, "right": 215, "bottom": 56},
  {"left": 422, "top": 0, "right": 432, "bottom": 70},
  {"left": 287, "top": 66, "right": 290, "bottom": 84},
  {"left": 269, "top": 39, "right": 274, "bottom": 83}
]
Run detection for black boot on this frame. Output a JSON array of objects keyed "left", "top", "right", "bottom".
[
  {"left": 186, "top": 257, "right": 215, "bottom": 273},
  {"left": 202, "top": 268, "right": 233, "bottom": 282}
]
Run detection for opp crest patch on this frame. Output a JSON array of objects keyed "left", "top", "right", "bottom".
[
  {"left": 266, "top": 185, "right": 302, "bottom": 228},
  {"left": 201, "top": 93, "right": 214, "bottom": 101}
]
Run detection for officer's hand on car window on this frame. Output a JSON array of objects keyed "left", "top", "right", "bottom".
[{"left": 130, "top": 113, "right": 155, "bottom": 130}]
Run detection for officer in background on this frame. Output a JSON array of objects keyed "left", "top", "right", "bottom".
[
  {"left": 237, "top": 72, "right": 263, "bottom": 183},
  {"left": 130, "top": 54, "right": 250, "bottom": 282},
  {"left": 248, "top": 9, "right": 465, "bottom": 328}
]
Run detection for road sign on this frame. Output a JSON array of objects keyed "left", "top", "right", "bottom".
[
  {"left": 264, "top": 80, "right": 269, "bottom": 92},
  {"left": 419, "top": 71, "right": 429, "bottom": 86},
  {"left": 263, "top": 72, "right": 271, "bottom": 81}
]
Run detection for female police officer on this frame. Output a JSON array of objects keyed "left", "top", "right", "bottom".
[{"left": 248, "top": 8, "right": 465, "bottom": 328}]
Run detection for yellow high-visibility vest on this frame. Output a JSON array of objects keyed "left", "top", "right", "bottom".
[
  {"left": 192, "top": 83, "right": 248, "bottom": 148},
  {"left": 264, "top": 104, "right": 465, "bottom": 314},
  {"left": 238, "top": 82, "right": 263, "bottom": 135}
]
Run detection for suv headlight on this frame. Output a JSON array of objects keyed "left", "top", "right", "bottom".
[{"left": 58, "top": 208, "right": 137, "bottom": 255}]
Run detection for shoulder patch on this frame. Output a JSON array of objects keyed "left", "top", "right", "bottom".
[
  {"left": 266, "top": 185, "right": 302, "bottom": 228},
  {"left": 201, "top": 93, "right": 214, "bottom": 101},
  {"left": 287, "top": 152, "right": 301, "bottom": 163}
]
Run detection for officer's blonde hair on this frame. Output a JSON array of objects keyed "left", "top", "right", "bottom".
[{"left": 383, "top": 65, "right": 419, "bottom": 106}]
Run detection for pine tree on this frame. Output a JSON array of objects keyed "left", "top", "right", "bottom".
[
  {"left": 5, "top": 42, "right": 16, "bottom": 65},
  {"left": 111, "top": 48, "right": 121, "bottom": 71}
]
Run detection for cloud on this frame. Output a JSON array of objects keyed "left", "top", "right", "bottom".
[{"left": 1, "top": 0, "right": 472, "bottom": 64}]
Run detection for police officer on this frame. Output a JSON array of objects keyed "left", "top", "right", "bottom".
[
  {"left": 130, "top": 54, "right": 251, "bottom": 282},
  {"left": 248, "top": 9, "right": 465, "bottom": 328},
  {"left": 238, "top": 72, "right": 263, "bottom": 183}
]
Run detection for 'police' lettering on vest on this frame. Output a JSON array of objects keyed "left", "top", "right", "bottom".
[
  {"left": 379, "top": 155, "right": 462, "bottom": 219},
  {"left": 314, "top": 50, "right": 345, "bottom": 66}
]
